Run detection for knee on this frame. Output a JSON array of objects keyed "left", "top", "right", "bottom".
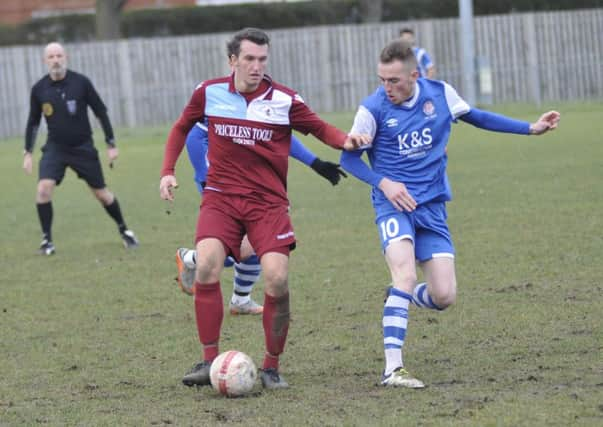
[
  {"left": 36, "top": 184, "right": 52, "bottom": 203},
  {"left": 195, "top": 256, "right": 223, "bottom": 283},
  {"left": 195, "top": 239, "right": 227, "bottom": 283},
  {"left": 391, "top": 270, "right": 417, "bottom": 294},
  {"left": 239, "top": 244, "right": 255, "bottom": 261},
  {"left": 95, "top": 188, "right": 114, "bottom": 205},
  {"left": 431, "top": 284, "right": 457, "bottom": 309},
  {"left": 263, "top": 268, "right": 288, "bottom": 296}
]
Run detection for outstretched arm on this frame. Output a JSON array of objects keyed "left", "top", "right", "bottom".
[
  {"left": 459, "top": 108, "right": 560, "bottom": 135},
  {"left": 289, "top": 97, "right": 370, "bottom": 151},
  {"left": 459, "top": 108, "right": 529, "bottom": 134},
  {"left": 528, "top": 111, "right": 561, "bottom": 135}
]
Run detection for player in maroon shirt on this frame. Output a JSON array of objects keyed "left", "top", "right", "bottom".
[{"left": 159, "top": 28, "right": 369, "bottom": 390}]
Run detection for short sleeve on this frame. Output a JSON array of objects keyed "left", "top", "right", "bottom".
[
  {"left": 443, "top": 82, "right": 470, "bottom": 119},
  {"left": 350, "top": 105, "right": 377, "bottom": 149}
]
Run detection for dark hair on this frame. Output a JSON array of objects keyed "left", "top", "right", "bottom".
[
  {"left": 399, "top": 27, "right": 414, "bottom": 37},
  {"left": 380, "top": 39, "right": 417, "bottom": 68},
  {"left": 227, "top": 27, "right": 270, "bottom": 58}
]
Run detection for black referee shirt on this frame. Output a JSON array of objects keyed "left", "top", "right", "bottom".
[{"left": 24, "top": 70, "right": 115, "bottom": 152}]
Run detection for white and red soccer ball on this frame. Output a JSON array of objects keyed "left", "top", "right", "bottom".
[{"left": 210, "top": 350, "right": 257, "bottom": 397}]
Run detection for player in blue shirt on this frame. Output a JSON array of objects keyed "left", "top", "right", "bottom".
[
  {"left": 400, "top": 28, "right": 435, "bottom": 79},
  {"left": 340, "top": 39, "right": 560, "bottom": 388},
  {"left": 176, "top": 122, "right": 347, "bottom": 315}
]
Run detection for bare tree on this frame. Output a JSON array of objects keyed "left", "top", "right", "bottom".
[
  {"left": 359, "top": 0, "right": 383, "bottom": 23},
  {"left": 96, "top": 0, "right": 127, "bottom": 40}
]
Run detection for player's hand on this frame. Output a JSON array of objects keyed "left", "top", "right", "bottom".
[
  {"left": 160, "top": 175, "right": 178, "bottom": 201},
  {"left": 379, "top": 177, "right": 417, "bottom": 212},
  {"left": 23, "top": 152, "right": 33, "bottom": 175},
  {"left": 343, "top": 133, "right": 371, "bottom": 151},
  {"left": 107, "top": 146, "right": 119, "bottom": 168},
  {"left": 529, "top": 111, "right": 560, "bottom": 135},
  {"left": 107, "top": 146, "right": 119, "bottom": 160},
  {"left": 310, "top": 158, "right": 347, "bottom": 186}
]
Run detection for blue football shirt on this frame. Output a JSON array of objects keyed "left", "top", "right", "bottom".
[
  {"left": 349, "top": 78, "right": 470, "bottom": 206},
  {"left": 413, "top": 47, "right": 434, "bottom": 78}
]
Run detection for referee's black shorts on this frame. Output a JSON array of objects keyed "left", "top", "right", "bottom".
[{"left": 39, "top": 142, "right": 106, "bottom": 189}]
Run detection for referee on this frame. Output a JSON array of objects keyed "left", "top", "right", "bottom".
[{"left": 22, "top": 42, "right": 138, "bottom": 255}]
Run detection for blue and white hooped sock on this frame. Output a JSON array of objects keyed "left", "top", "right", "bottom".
[
  {"left": 412, "top": 282, "right": 443, "bottom": 310},
  {"left": 383, "top": 287, "right": 412, "bottom": 376},
  {"left": 231, "top": 254, "right": 261, "bottom": 304}
]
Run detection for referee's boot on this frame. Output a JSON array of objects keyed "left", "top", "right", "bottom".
[
  {"left": 120, "top": 229, "right": 139, "bottom": 249},
  {"left": 39, "top": 238, "right": 55, "bottom": 256}
]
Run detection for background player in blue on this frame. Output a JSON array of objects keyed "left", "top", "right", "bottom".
[
  {"left": 176, "top": 121, "right": 348, "bottom": 314},
  {"left": 340, "top": 39, "right": 560, "bottom": 388},
  {"left": 400, "top": 28, "right": 435, "bottom": 79}
]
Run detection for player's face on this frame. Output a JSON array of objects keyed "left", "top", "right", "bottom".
[
  {"left": 399, "top": 32, "right": 415, "bottom": 45},
  {"left": 378, "top": 60, "right": 418, "bottom": 105},
  {"left": 44, "top": 43, "right": 67, "bottom": 80},
  {"left": 231, "top": 40, "right": 269, "bottom": 93}
]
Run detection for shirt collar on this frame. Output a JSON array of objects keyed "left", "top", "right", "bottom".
[
  {"left": 400, "top": 81, "right": 420, "bottom": 108},
  {"left": 228, "top": 72, "right": 274, "bottom": 100}
]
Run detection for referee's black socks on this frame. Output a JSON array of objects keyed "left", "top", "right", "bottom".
[
  {"left": 36, "top": 201, "right": 53, "bottom": 241},
  {"left": 104, "top": 198, "right": 127, "bottom": 233}
]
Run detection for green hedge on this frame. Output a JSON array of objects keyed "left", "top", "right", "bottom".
[
  {"left": 121, "top": 2, "right": 353, "bottom": 37},
  {"left": 1, "top": 14, "right": 96, "bottom": 46},
  {"left": 1, "top": 0, "right": 601, "bottom": 46}
]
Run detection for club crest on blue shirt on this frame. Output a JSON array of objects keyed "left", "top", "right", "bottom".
[
  {"left": 67, "top": 99, "right": 77, "bottom": 115},
  {"left": 423, "top": 100, "right": 436, "bottom": 118}
]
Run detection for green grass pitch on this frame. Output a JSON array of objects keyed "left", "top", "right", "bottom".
[{"left": 1, "top": 102, "right": 601, "bottom": 426}]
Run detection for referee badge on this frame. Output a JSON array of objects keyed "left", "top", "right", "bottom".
[
  {"left": 67, "top": 100, "right": 77, "bottom": 115},
  {"left": 42, "top": 102, "right": 53, "bottom": 117}
]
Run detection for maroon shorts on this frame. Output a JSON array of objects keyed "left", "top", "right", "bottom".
[{"left": 195, "top": 190, "right": 296, "bottom": 261}]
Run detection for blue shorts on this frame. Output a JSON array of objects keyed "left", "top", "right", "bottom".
[{"left": 374, "top": 201, "right": 454, "bottom": 262}]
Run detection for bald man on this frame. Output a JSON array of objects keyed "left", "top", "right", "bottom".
[{"left": 23, "top": 42, "right": 138, "bottom": 255}]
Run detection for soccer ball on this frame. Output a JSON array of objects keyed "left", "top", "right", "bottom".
[{"left": 210, "top": 350, "right": 257, "bottom": 397}]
